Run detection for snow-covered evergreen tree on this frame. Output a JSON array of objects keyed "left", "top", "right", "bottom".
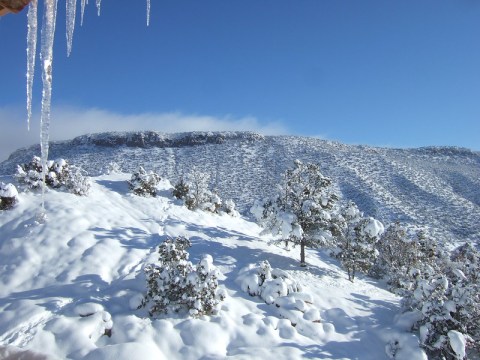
[
  {"left": 16, "top": 156, "right": 91, "bottom": 196},
  {"left": 128, "top": 166, "right": 161, "bottom": 197},
  {"left": 334, "top": 202, "right": 384, "bottom": 282},
  {"left": 372, "top": 222, "right": 422, "bottom": 291},
  {"left": 251, "top": 160, "right": 339, "bottom": 266},
  {"left": 143, "top": 236, "right": 224, "bottom": 317},
  {"left": 172, "top": 176, "right": 189, "bottom": 201},
  {"left": 0, "top": 182, "right": 18, "bottom": 210}
]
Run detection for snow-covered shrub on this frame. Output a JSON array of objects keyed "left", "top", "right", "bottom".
[
  {"left": 372, "top": 225, "right": 444, "bottom": 294},
  {"left": 66, "top": 165, "right": 91, "bottom": 196},
  {"left": 220, "top": 198, "right": 239, "bottom": 217},
  {"left": 0, "top": 182, "right": 18, "bottom": 210},
  {"left": 128, "top": 166, "right": 161, "bottom": 197},
  {"left": 372, "top": 222, "right": 419, "bottom": 290},
  {"left": 333, "top": 202, "right": 384, "bottom": 282},
  {"left": 236, "top": 260, "right": 301, "bottom": 304},
  {"left": 142, "top": 237, "right": 224, "bottom": 317},
  {"left": 105, "top": 161, "right": 121, "bottom": 174},
  {"left": 183, "top": 168, "right": 211, "bottom": 210},
  {"left": 16, "top": 156, "right": 43, "bottom": 189},
  {"left": 173, "top": 170, "right": 236, "bottom": 215},
  {"left": 401, "top": 243, "right": 480, "bottom": 359},
  {"left": 16, "top": 156, "right": 91, "bottom": 195}
]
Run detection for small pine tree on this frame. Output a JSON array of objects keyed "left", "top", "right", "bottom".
[
  {"left": 106, "top": 162, "right": 121, "bottom": 174},
  {"left": 184, "top": 168, "right": 211, "bottom": 210},
  {"left": 334, "top": 202, "right": 384, "bottom": 282},
  {"left": 372, "top": 222, "right": 419, "bottom": 290},
  {"left": 143, "top": 237, "right": 224, "bottom": 317},
  {"left": 172, "top": 176, "right": 189, "bottom": 201},
  {"left": 252, "top": 160, "right": 339, "bottom": 266},
  {"left": 128, "top": 166, "right": 161, "bottom": 197}
]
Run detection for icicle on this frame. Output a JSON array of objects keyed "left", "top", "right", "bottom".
[
  {"left": 147, "top": 0, "right": 151, "bottom": 26},
  {"left": 66, "top": 0, "right": 77, "bottom": 56},
  {"left": 26, "top": 0, "right": 38, "bottom": 132},
  {"left": 96, "top": 0, "right": 101, "bottom": 16},
  {"left": 39, "top": 0, "right": 58, "bottom": 210},
  {"left": 80, "top": 0, "right": 87, "bottom": 26}
]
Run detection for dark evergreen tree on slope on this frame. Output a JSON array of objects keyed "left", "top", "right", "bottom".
[{"left": 252, "top": 160, "right": 338, "bottom": 266}]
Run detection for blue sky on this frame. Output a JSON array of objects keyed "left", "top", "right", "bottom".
[{"left": 0, "top": 0, "right": 479, "bottom": 160}]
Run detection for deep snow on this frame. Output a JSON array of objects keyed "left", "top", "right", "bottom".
[{"left": 0, "top": 172, "right": 427, "bottom": 359}]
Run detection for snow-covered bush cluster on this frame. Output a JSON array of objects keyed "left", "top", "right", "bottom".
[
  {"left": 142, "top": 236, "right": 225, "bottom": 317},
  {"left": 236, "top": 260, "right": 301, "bottom": 304},
  {"left": 128, "top": 166, "right": 161, "bottom": 197},
  {"left": 173, "top": 169, "right": 238, "bottom": 216},
  {"left": 249, "top": 159, "right": 480, "bottom": 357},
  {"left": 400, "top": 242, "right": 480, "bottom": 359},
  {"left": 0, "top": 182, "right": 18, "bottom": 210},
  {"left": 372, "top": 225, "right": 439, "bottom": 294},
  {"left": 16, "top": 156, "right": 91, "bottom": 195}
]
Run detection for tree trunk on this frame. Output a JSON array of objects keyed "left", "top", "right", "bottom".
[
  {"left": 348, "top": 264, "right": 355, "bottom": 282},
  {"left": 300, "top": 241, "right": 306, "bottom": 267}
]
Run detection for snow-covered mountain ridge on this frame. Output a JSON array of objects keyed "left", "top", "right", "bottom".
[{"left": 1, "top": 131, "right": 479, "bottom": 246}]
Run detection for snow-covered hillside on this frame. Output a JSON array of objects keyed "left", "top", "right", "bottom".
[
  {"left": 0, "top": 172, "right": 427, "bottom": 359},
  {"left": 1, "top": 131, "right": 479, "bottom": 246}
]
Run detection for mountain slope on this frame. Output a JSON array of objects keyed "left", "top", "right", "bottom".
[
  {"left": 2, "top": 131, "right": 479, "bottom": 246},
  {"left": 0, "top": 172, "right": 426, "bottom": 359}
]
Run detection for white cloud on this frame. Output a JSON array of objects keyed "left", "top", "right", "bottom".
[{"left": 0, "top": 106, "right": 289, "bottom": 162}]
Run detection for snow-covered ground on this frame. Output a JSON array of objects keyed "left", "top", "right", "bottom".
[{"left": 0, "top": 173, "right": 427, "bottom": 359}]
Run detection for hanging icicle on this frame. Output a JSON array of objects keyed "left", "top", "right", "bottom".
[
  {"left": 147, "top": 0, "right": 150, "bottom": 26},
  {"left": 26, "top": 0, "right": 38, "bottom": 131},
  {"left": 39, "top": 0, "right": 58, "bottom": 209},
  {"left": 96, "top": 0, "right": 101, "bottom": 16},
  {"left": 66, "top": 0, "right": 77, "bottom": 56},
  {"left": 80, "top": 0, "right": 87, "bottom": 26}
]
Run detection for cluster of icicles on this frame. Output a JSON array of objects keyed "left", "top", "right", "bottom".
[{"left": 26, "top": 0, "right": 151, "bottom": 209}]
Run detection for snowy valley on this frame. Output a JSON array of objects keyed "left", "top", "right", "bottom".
[{"left": 0, "top": 132, "right": 479, "bottom": 359}]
